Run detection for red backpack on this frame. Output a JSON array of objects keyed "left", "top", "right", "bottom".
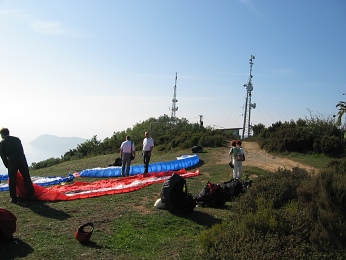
[{"left": 0, "top": 208, "right": 17, "bottom": 242}]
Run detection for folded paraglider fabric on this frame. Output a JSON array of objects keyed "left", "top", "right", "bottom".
[
  {"left": 79, "top": 154, "right": 200, "bottom": 178},
  {"left": 15, "top": 169, "right": 200, "bottom": 201},
  {"left": 0, "top": 174, "right": 75, "bottom": 192}
]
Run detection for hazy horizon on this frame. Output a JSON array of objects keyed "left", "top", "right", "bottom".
[
  {"left": 0, "top": 134, "right": 86, "bottom": 174},
  {"left": 1, "top": 1, "right": 345, "bottom": 144}
]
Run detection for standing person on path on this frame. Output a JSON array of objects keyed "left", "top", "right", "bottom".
[
  {"left": 0, "top": 128, "right": 36, "bottom": 204},
  {"left": 142, "top": 131, "right": 154, "bottom": 174},
  {"left": 229, "top": 139, "right": 241, "bottom": 179},
  {"left": 120, "top": 136, "right": 136, "bottom": 177},
  {"left": 236, "top": 140, "right": 244, "bottom": 179}
]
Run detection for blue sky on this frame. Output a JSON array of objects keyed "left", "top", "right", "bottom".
[{"left": 1, "top": 0, "right": 345, "bottom": 144}]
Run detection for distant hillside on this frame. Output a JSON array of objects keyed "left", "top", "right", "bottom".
[{"left": 30, "top": 134, "right": 86, "bottom": 152}]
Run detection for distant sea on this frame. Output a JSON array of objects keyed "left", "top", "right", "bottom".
[{"left": 0, "top": 142, "right": 70, "bottom": 175}]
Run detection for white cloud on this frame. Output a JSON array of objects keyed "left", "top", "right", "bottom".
[
  {"left": 31, "top": 21, "right": 77, "bottom": 36},
  {"left": 0, "top": 8, "right": 85, "bottom": 37},
  {"left": 0, "top": 9, "right": 28, "bottom": 18},
  {"left": 237, "top": 0, "right": 262, "bottom": 16}
]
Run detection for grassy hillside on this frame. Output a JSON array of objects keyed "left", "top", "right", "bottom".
[
  {"left": 0, "top": 147, "right": 249, "bottom": 260},
  {"left": 1, "top": 146, "right": 344, "bottom": 259}
]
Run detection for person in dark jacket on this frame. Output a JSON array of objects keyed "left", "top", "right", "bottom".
[{"left": 0, "top": 128, "right": 35, "bottom": 204}]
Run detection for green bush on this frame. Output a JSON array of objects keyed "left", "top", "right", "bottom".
[
  {"left": 236, "top": 198, "right": 283, "bottom": 234},
  {"left": 297, "top": 165, "right": 346, "bottom": 250},
  {"left": 256, "top": 116, "right": 344, "bottom": 156},
  {"left": 199, "top": 209, "right": 322, "bottom": 259},
  {"left": 233, "top": 167, "right": 310, "bottom": 213},
  {"left": 30, "top": 157, "right": 62, "bottom": 169},
  {"left": 320, "top": 135, "right": 344, "bottom": 155},
  {"left": 30, "top": 115, "right": 236, "bottom": 169},
  {"left": 199, "top": 166, "right": 346, "bottom": 259}
]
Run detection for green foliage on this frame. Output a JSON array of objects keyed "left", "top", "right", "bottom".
[
  {"left": 297, "top": 159, "right": 346, "bottom": 250},
  {"left": 236, "top": 198, "right": 283, "bottom": 234},
  {"left": 319, "top": 135, "right": 344, "bottom": 155},
  {"left": 199, "top": 166, "right": 346, "bottom": 259},
  {"left": 75, "top": 135, "right": 102, "bottom": 156},
  {"left": 233, "top": 167, "right": 310, "bottom": 213},
  {"left": 327, "top": 155, "right": 346, "bottom": 169},
  {"left": 30, "top": 157, "right": 62, "bottom": 169},
  {"left": 336, "top": 100, "right": 346, "bottom": 126},
  {"left": 255, "top": 115, "right": 345, "bottom": 156},
  {"left": 3, "top": 142, "right": 345, "bottom": 259},
  {"left": 30, "top": 115, "right": 237, "bottom": 169},
  {"left": 252, "top": 123, "right": 266, "bottom": 136}
]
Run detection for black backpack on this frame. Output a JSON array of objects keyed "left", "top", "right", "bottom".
[
  {"left": 160, "top": 173, "right": 196, "bottom": 213},
  {"left": 220, "top": 179, "right": 244, "bottom": 197},
  {"left": 194, "top": 178, "right": 251, "bottom": 208},
  {"left": 194, "top": 182, "right": 230, "bottom": 208},
  {"left": 108, "top": 157, "right": 122, "bottom": 167},
  {"left": 191, "top": 145, "right": 203, "bottom": 153}
]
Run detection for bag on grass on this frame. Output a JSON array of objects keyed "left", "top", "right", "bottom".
[
  {"left": 160, "top": 173, "right": 196, "bottom": 213},
  {"left": 195, "top": 178, "right": 248, "bottom": 208},
  {"left": 0, "top": 208, "right": 17, "bottom": 242},
  {"left": 75, "top": 222, "right": 94, "bottom": 243},
  {"left": 220, "top": 179, "right": 244, "bottom": 197},
  {"left": 194, "top": 182, "right": 230, "bottom": 208},
  {"left": 191, "top": 145, "right": 203, "bottom": 153},
  {"left": 108, "top": 157, "right": 122, "bottom": 167}
]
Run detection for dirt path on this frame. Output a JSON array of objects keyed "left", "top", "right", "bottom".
[{"left": 219, "top": 141, "right": 317, "bottom": 173}]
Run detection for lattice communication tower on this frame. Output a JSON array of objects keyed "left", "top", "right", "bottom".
[
  {"left": 170, "top": 72, "right": 178, "bottom": 121},
  {"left": 242, "top": 55, "right": 256, "bottom": 139}
]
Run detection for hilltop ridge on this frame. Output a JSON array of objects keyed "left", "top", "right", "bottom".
[{"left": 30, "top": 134, "right": 86, "bottom": 151}]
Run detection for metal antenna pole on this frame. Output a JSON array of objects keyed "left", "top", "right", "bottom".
[
  {"left": 171, "top": 73, "right": 178, "bottom": 121},
  {"left": 242, "top": 55, "right": 256, "bottom": 139}
]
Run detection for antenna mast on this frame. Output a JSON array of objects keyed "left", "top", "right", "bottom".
[
  {"left": 199, "top": 115, "right": 204, "bottom": 127},
  {"left": 242, "top": 55, "right": 256, "bottom": 139},
  {"left": 171, "top": 72, "right": 178, "bottom": 121}
]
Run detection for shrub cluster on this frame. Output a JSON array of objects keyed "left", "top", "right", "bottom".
[
  {"left": 298, "top": 158, "right": 346, "bottom": 251},
  {"left": 199, "top": 165, "right": 346, "bottom": 259},
  {"left": 255, "top": 117, "right": 345, "bottom": 156},
  {"left": 30, "top": 115, "right": 237, "bottom": 169},
  {"left": 30, "top": 157, "right": 63, "bottom": 170},
  {"left": 233, "top": 167, "right": 309, "bottom": 213}
]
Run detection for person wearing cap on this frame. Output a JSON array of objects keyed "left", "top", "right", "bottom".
[
  {"left": 142, "top": 131, "right": 154, "bottom": 174},
  {"left": 0, "top": 128, "right": 36, "bottom": 204}
]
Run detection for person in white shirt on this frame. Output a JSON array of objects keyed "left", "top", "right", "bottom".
[
  {"left": 142, "top": 132, "right": 154, "bottom": 174},
  {"left": 229, "top": 139, "right": 243, "bottom": 179},
  {"left": 120, "top": 136, "right": 135, "bottom": 177}
]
